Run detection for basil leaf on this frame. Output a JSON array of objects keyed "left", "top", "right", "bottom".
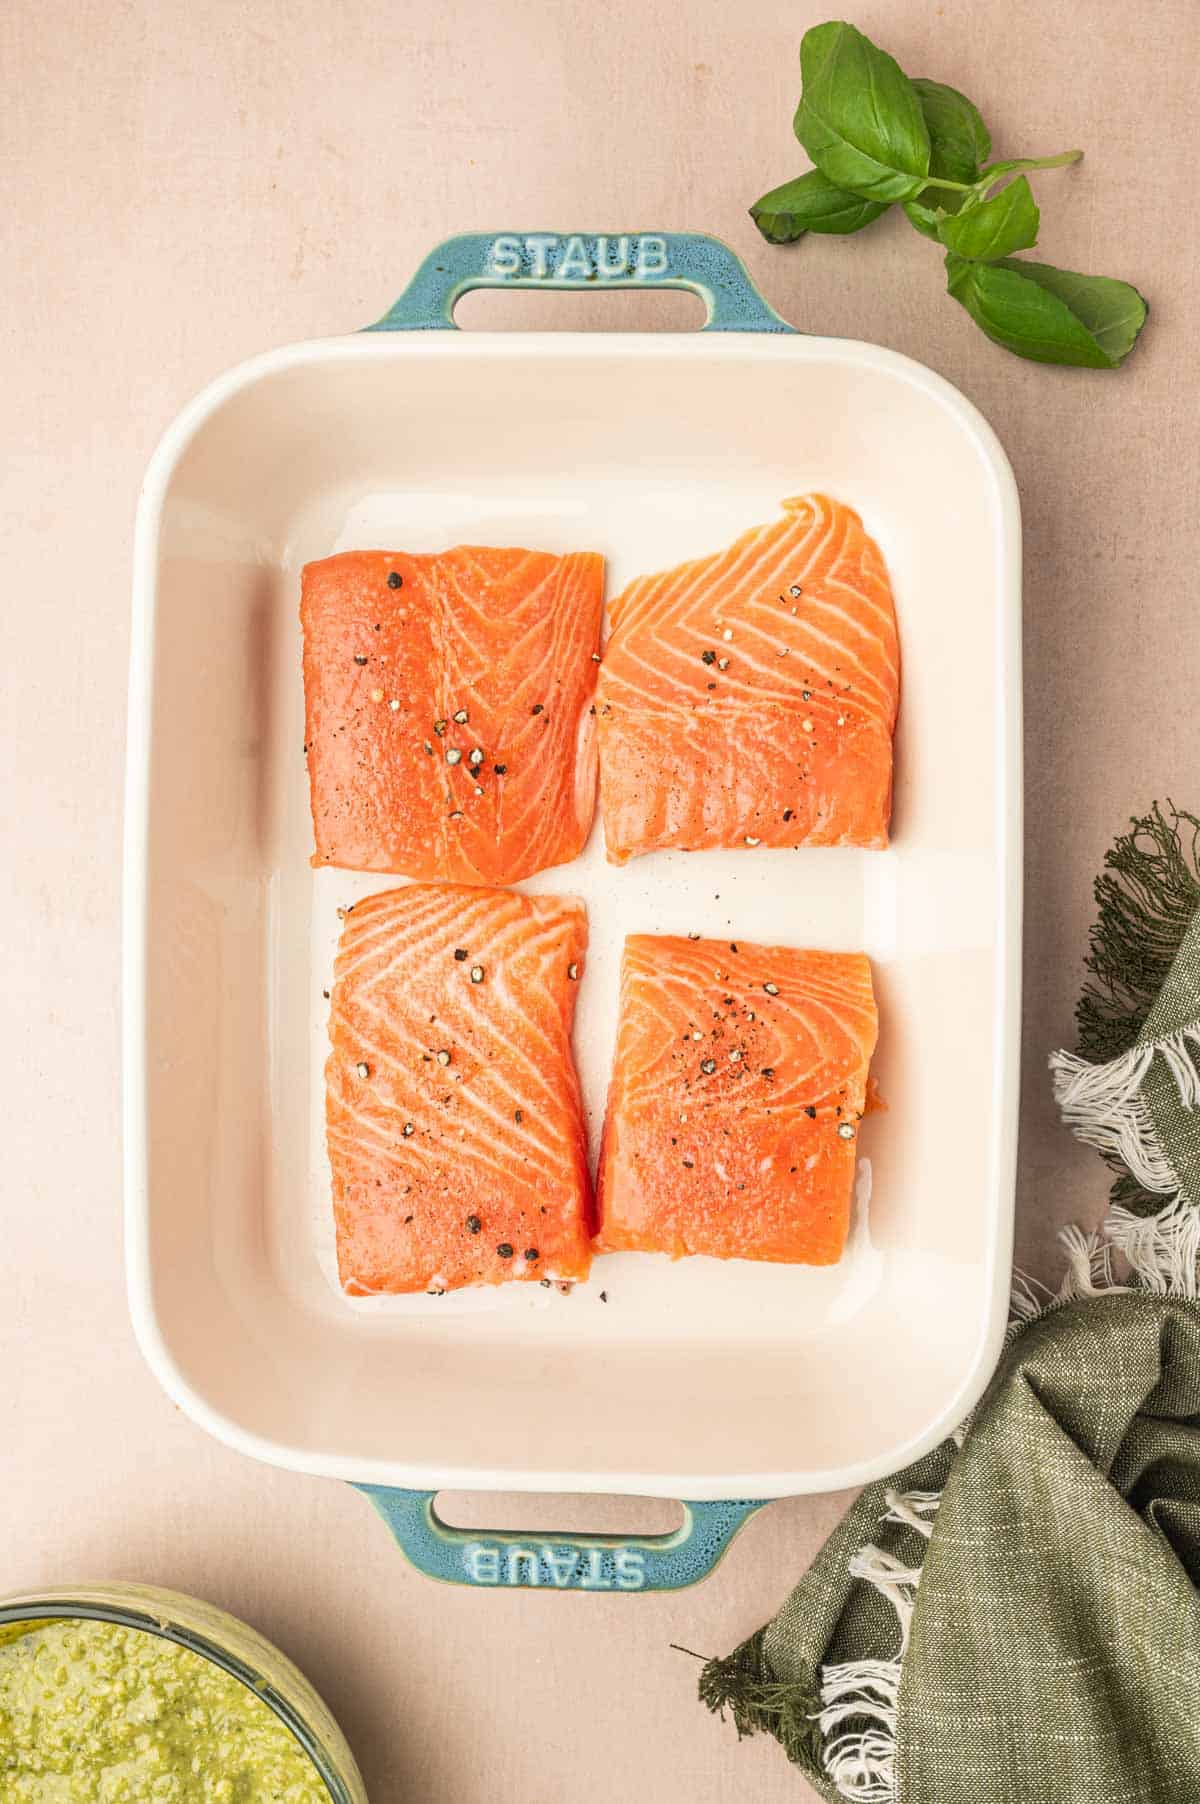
[
  {"left": 912, "top": 78, "right": 990, "bottom": 185},
  {"left": 750, "top": 170, "right": 889, "bottom": 242},
  {"left": 939, "top": 176, "right": 1039, "bottom": 261},
  {"left": 945, "top": 254, "right": 1148, "bottom": 367},
  {"left": 903, "top": 78, "right": 989, "bottom": 238},
  {"left": 793, "top": 22, "right": 930, "bottom": 203},
  {"left": 902, "top": 198, "right": 945, "bottom": 240},
  {"left": 1000, "top": 262, "right": 1148, "bottom": 362}
]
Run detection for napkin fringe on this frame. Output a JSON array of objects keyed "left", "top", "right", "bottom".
[
  {"left": 1068, "top": 801, "right": 1200, "bottom": 1218},
  {"left": 816, "top": 1496, "right": 940, "bottom": 1801},
  {"left": 1049, "top": 800, "right": 1200, "bottom": 1296},
  {"left": 817, "top": 1652, "right": 901, "bottom": 1797},
  {"left": 1051, "top": 1018, "right": 1200, "bottom": 1288},
  {"left": 695, "top": 1626, "right": 827, "bottom": 1769},
  {"left": 881, "top": 1488, "right": 939, "bottom": 1538},
  {"left": 845, "top": 1545, "right": 925, "bottom": 1651},
  {"left": 1106, "top": 1195, "right": 1200, "bottom": 1296},
  {"left": 1049, "top": 1039, "right": 1196, "bottom": 1195},
  {"left": 1074, "top": 803, "right": 1200, "bottom": 1058}
]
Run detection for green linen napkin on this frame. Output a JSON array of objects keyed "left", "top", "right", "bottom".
[{"left": 696, "top": 806, "right": 1200, "bottom": 1802}]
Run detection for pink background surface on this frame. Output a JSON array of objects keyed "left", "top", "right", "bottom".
[{"left": 4, "top": 0, "right": 1199, "bottom": 1797}]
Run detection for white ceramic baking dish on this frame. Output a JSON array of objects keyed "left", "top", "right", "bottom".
[{"left": 124, "top": 232, "right": 1021, "bottom": 1590}]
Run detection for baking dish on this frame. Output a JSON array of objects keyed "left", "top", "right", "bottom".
[
  {"left": 0, "top": 1583, "right": 366, "bottom": 1798},
  {"left": 125, "top": 231, "right": 1021, "bottom": 1588}
]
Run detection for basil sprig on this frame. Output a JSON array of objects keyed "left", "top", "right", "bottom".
[{"left": 751, "top": 21, "right": 1147, "bottom": 368}]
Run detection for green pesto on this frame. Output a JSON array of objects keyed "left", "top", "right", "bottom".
[{"left": 0, "top": 1617, "right": 329, "bottom": 1802}]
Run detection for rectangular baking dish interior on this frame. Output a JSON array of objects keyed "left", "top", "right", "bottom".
[{"left": 130, "top": 331, "right": 1019, "bottom": 1497}]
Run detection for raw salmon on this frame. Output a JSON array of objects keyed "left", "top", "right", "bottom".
[
  {"left": 302, "top": 547, "right": 604, "bottom": 884},
  {"left": 326, "top": 883, "right": 592, "bottom": 1294},
  {"left": 594, "top": 934, "right": 878, "bottom": 1265},
  {"left": 595, "top": 495, "right": 900, "bottom": 862}
]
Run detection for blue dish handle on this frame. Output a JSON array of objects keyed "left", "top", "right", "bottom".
[
  {"left": 356, "top": 1487, "right": 766, "bottom": 1591},
  {"left": 365, "top": 231, "right": 794, "bottom": 335}
]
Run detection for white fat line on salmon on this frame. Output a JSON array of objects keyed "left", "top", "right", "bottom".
[
  {"left": 634, "top": 509, "right": 822, "bottom": 644},
  {"left": 641, "top": 511, "right": 815, "bottom": 627}
]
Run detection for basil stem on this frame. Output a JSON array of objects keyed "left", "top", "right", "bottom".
[{"left": 978, "top": 151, "right": 1083, "bottom": 184}]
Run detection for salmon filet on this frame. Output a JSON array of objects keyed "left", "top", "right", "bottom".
[
  {"left": 302, "top": 547, "right": 604, "bottom": 884},
  {"left": 595, "top": 495, "right": 899, "bottom": 863},
  {"left": 326, "top": 883, "right": 592, "bottom": 1294},
  {"left": 595, "top": 934, "right": 878, "bottom": 1265}
]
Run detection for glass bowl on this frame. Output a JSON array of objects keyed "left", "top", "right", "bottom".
[{"left": 0, "top": 1581, "right": 368, "bottom": 1802}]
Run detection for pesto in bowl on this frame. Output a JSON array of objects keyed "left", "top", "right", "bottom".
[{"left": 0, "top": 1586, "right": 367, "bottom": 1804}]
